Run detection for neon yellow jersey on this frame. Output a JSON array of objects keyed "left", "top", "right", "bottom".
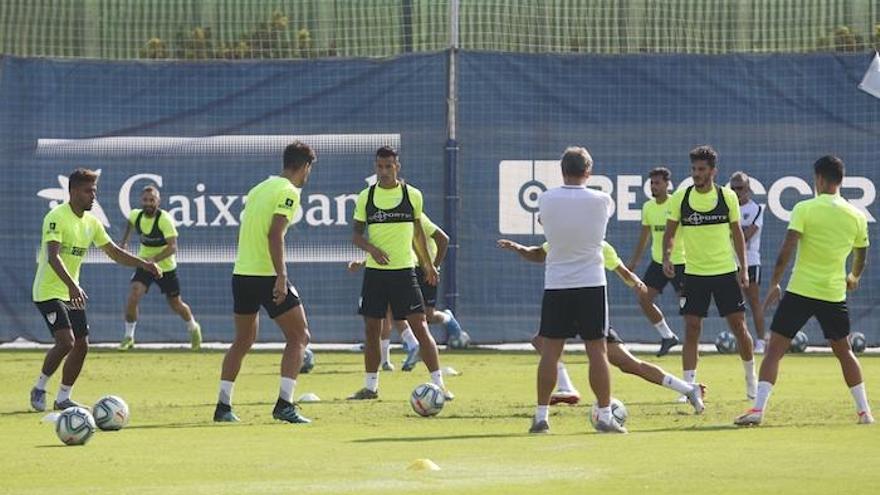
[
  {"left": 33, "top": 203, "right": 111, "bottom": 302},
  {"left": 354, "top": 182, "right": 424, "bottom": 270},
  {"left": 542, "top": 240, "right": 620, "bottom": 271},
  {"left": 668, "top": 185, "right": 741, "bottom": 276},
  {"left": 642, "top": 198, "right": 685, "bottom": 265},
  {"left": 128, "top": 209, "right": 178, "bottom": 272},
  {"left": 233, "top": 176, "right": 301, "bottom": 276},
  {"left": 412, "top": 212, "right": 439, "bottom": 266},
  {"left": 786, "top": 194, "right": 869, "bottom": 302}
]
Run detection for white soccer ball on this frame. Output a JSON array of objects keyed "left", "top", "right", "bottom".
[
  {"left": 55, "top": 407, "right": 97, "bottom": 446},
  {"left": 92, "top": 395, "right": 130, "bottom": 431},
  {"left": 849, "top": 332, "right": 867, "bottom": 354},
  {"left": 300, "top": 347, "right": 315, "bottom": 374},
  {"left": 410, "top": 383, "right": 445, "bottom": 417},
  {"left": 447, "top": 331, "right": 471, "bottom": 350},
  {"left": 714, "top": 331, "right": 738, "bottom": 354},
  {"left": 589, "top": 397, "right": 628, "bottom": 429},
  {"left": 789, "top": 331, "right": 809, "bottom": 353}
]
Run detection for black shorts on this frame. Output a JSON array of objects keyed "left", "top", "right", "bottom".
[
  {"left": 770, "top": 291, "right": 849, "bottom": 341},
  {"left": 747, "top": 265, "right": 761, "bottom": 286},
  {"left": 132, "top": 267, "right": 181, "bottom": 297},
  {"left": 232, "top": 275, "right": 301, "bottom": 318},
  {"left": 359, "top": 268, "right": 425, "bottom": 321},
  {"left": 539, "top": 286, "right": 608, "bottom": 341},
  {"left": 35, "top": 299, "right": 89, "bottom": 338},
  {"left": 681, "top": 272, "right": 745, "bottom": 317},
  {"left": 606, "top": 327, "right": 624, "bottom": 345},
  {"left": 414, "top": 267, "right": 438, "bottom": 307},
  {"left": 643, "top": 261, "right": 685, "bottom": 294}
]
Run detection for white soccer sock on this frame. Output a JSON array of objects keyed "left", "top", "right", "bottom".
[
  {"left": 597, "top": 406, "right": 612, "bottom": 423},
  {"left": 556, "top": 362, "right": 576, "bottom": 392},
  {"left": 850, "top": 383, "right": 871, "bottom": 414},
  {"left": 279, "top": 377, "right": 296, "bottom": 403},
  {"left": 430, "top": 369, "right": 445, "bottom": 389},
  {"left": 57, "top": 384, "right": 72, "bottom": 402},
  {"left": 653, "top": 319, "right": 675, "bottom": 339},
  {"left": 218, "top": 380, "right": 235, "bottom": 406},
  {"left": 401, "top": 327, "right": 418, "bottom": 348},
  {"left": 124, "top": 321, "right": 137, "bottom": 339},
  {"left": 754, "top": 381, "right": 773, "bottom": 411},
  {"left": 185, "top": 318, "right": 198, "bottom": 332},
  {"left": 743, "top": 359, "right": 756, "bottom": 383},
  {"left": 35, "top": 373, "right": 50, "bottom": 391},
  {"left": 535, "top": 405, "right": 549, "bottom": 423},
  {"left": 683, "top": 369, "right": 697, "bottom": 384},
  {"left": 435, "top": 311, "right": 451, "bottom": 324},
  {"left": 380, "top": 339, "right": 391, "bottom": 363},
  {"left": 365, "top": 373, "right": 379, "bottom": 392},
  {"left": 662, "top": 373, "right": 694, "bottom": 395}
]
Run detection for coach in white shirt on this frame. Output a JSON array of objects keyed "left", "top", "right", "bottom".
[
  {"left": 730, "top": 171, "right": 768, "bottom": 353},
  {"left": 528, "top": 146, "right": 625, "bottom": 434}
]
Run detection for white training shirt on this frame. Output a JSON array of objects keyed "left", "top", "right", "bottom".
[
  {"left": 740, "top": 199, "right": 763, "bottom": 266},
  {"left": 538, "top": 184, "right": 614, "bottom": 289}
]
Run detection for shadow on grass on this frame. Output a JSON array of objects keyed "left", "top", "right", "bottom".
[
  {"left": 352, "top": 432, "right": 530, "bottom": 443},
  {"left": 0, "top": 409, "right": 41, "bottom": 417}
]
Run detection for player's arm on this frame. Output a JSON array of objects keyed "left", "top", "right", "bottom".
[
  {"left": 612, "top": 263, "right": 646, "bottom": 292},
  {"left": 347, "top": 259, "right": 366, "bottom": 273},
  {"left": 46, "top": 241, "right": 88, "bottom": 308},
  {"left": 730, "top": 221, "right": 749, "bottom": 288},
  {"left": 100, "top": 241, "right": 162, "bottom": 277},
  {"left": 119, "top": 222, "right": 133, "bottom": 250},
  {"left": 149, "top": 236, "right": 177, "bottom": 263},
  {"left": 763, "top": 229, "right": 800, "bottom": 310},
  {"left": 413, "top": 218, "right": 439, "bottom": 286},
  {"left": 847, "top": 247, "right": 868, "bottom": 291},
  {"left": 352, "top": 220, "right": 389, "bottom": 265},
  {"left": 661, "top": 219, "right": 678, "bottom": 277},
  {"left": 742, "top": 223, "right": 759, "bottom": 242},
  {"left": 627, "top": 225, "right": 651, "bottom": 270},
  {"left": 268, "top": 214, "right": 291, "bottom": 304},
  {"left": 496, "top": 239, "right": 546, "bottom": 263},
  {"left": 431, "top": 228, "right": 449, "bottom": 268}
]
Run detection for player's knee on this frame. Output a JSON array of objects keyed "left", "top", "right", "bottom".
[{"left": 55, "top": 334, "right": 75, "bottom": 353}]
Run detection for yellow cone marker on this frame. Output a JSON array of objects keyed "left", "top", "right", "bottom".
[{"left": 407, "top": 459, "right": 441, "bottom": 471}]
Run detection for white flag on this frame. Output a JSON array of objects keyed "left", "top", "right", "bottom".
[{"left": 858, "top": 52, "right": 880, "bottom": 99}]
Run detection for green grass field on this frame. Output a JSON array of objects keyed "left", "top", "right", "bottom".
[{"left": 2, "top": 348, "right": 879, "bottom": 494}]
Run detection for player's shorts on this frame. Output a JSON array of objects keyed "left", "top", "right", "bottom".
[
  {"left": 414, "top": 266, "right": 438, "bottom": 307},
  {"left": 539, "top": 286, "right": 608, "bottom": 341},
  {"left": 606, "top": 326, "right": 624, "bottom": 345},
  {"left": 132, "top": 267, "right": 181, "bottom": 297},
  {"left": 681, "top": 271, "right": 745, "bottom": 317},
  {"left": 35, "top": 299, "right": 89, "bottom": 338},
  {"left": 359, "top": 268, "right": 425, "bottom": 321},
  {"left": 747, "top": 265, "right": 761, "bottom": 286},
  {"left": 232, "top": 275, "right": 301, "bottom": 318},
  {"left": 770, "top": 291, "right": 849, "bottom": 341},
  {"left": 643, "top": 261, "right": 686, "bottom": 294}
]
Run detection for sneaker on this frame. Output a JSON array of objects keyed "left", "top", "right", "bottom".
[
  {"left": 190, "top": 323, "right": 202, "bottom": 351},
  {"left": 347, "top": 388, "right": 379, "bottom": 400},
  {"left": 53, "top": 398, "right": 86, "bottom": 410},
  {"left": 754, "top": 338, "right": 767, "bottom": 354},
  {"left": 685, "top": 383, "right": 706, "bottom": 414},
  {"left": 119, "top": 336, "right": 135, "bottom": 351},
  {"left": 272, "top": 399, "right": 311, "bottom": 424},
  {"left": 858, "top": 411, "right": 875, "bottom": 425},
  {"left": 401, "top": 344, "right": 421, "bottom": 372},
  {"left": 381, "top": 361, "right": 395, "bottom": 372},
  {"left": 30, "top": 387, "right": 46, "bottom": 412},
  {"left": 595, "top": 418, "right": 628, "bottom": 434},
  {"left": 746, "top": 377, "right": 757, "bottom": 401},
  {"left": 549, "top": 389, "right": 581, "bottom": 406},
  {"left": 528, "top": 419, "right": 550, "bottom": 434},
  {"left": 656, "top": 335, "right": 680, "bottom": 357},
  {"left": 213, "top": 402, "right": 240, "bottom": 422},
  {"left": 734, "top": 408, "right": 763, "bottom": 426},
  {"left": 441, "top": 387, "right": 455, "bottom": 401}
]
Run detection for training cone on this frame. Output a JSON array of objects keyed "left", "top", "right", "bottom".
[
  {"left": 407, "top": 459, "right": 441, "bottom": 471},
  {"left": 297, "top": 393, "right": 321, "bottom": 403},
  {"left": 442, "top": 366, "right": 461, "bottom": 376}
]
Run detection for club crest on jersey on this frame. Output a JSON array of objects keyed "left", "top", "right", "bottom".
[{"left": 46, "top": 312, "right": 57, "bottom": 325}]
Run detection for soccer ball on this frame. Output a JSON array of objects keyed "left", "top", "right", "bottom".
[
  {"left": 589, "top": 397, "right": 628, "bottom": 429},
  {"left": 410, "top": 383, "right": 445, "bottom": 417},
  {"left": 92, "top": 395, "right": 130, "bottom": 431},
  {"left": 300, "top": 347, "right": 315, "bottom": 374},
  {"left": 714, "top": 331, "right": 738, "bottom": 354},
  {"left": 789, "top": 331, "right": 809, "bottom": 353},
  {"left": 55, "top": 407, "right": 96, "bottom": 446},
  {"left": 447, "top": 331, "right": 471, "bottom": 349},
  {"left": 849, "top": 332, "right": 867, "bottom": 354}
]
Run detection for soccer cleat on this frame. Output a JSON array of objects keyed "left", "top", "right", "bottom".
[
  {"left": 118, "top": 336, "right": 135, "bottom": 351},
  {"left": 213, "top": 402, "right": 240, "bottom": 422},
  {"left": 595, "top": 418, "right": 628, "bottom": 434},
  {"left": 30, "top": 387, "right": 46, "bottom": 412},
  {"left": 381, "top": 361, "right": 395, "bottom": 372},
  {"left": 549, "top": 389, "right": 581, "bottom": 406},
  {"left": 190, "top": 323, "right": 202, "bottom": 351},
  {"left": 53, "top": 398, "right": 86, "bottom": 410},
  {"left": 401, "top": 344, "right": 421, "bottom": 372},
  {"left": 656, "top": 335, "right": 680, "bottom": 357},
  {"left": 858, "top": 411, "right": 875, "bottom": 425},
  {"left": 734, "top": 408, "right": 763, "bottom": 426},
  {"left": 272, "top": 399, "right": 311, "bottom": 424},
  {"left": 441, "top": 387, "right": 455, "bottom": 401},
  {"left": 685, "top": 383, "right": 706, "bottom": 414},
  {"left": 347, "top": 388, "right": 379, "bottom": 400},
  {"left": 528, "top": 419, "right": 550, "bottom": 434},
  {"left": 754, "top": 338, "right": 767, "bottom": 355}
]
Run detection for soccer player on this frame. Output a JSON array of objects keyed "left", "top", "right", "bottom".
[
  {"left": 118, "top": 185, "right": 202, "bottom": 351},
  {"left": 348, "top": 145, "right": 451, "bottom": 401},
  {"left": 626, "top": 166, "right": 684, "bottom": 357},
  {"left": 729, "top": 171, "right": 767, "bottom": 354},
  {"left": 529, "top": 146, "right": 624, "bottom": 434},
  {"left": 662, "top": 146, "right": 756, "bottom": 400},
  {"left": 735, "top": 156, "right": 874, "bottom": 426},
  {"left": 213, "top": 141, "right": 316, "bottom": 424},
  {"left": 30, "top": 168, "right": 162, "bottom": 411},
  {"left": 498, "top": 238, "right": 705, "bottom": 414}
]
